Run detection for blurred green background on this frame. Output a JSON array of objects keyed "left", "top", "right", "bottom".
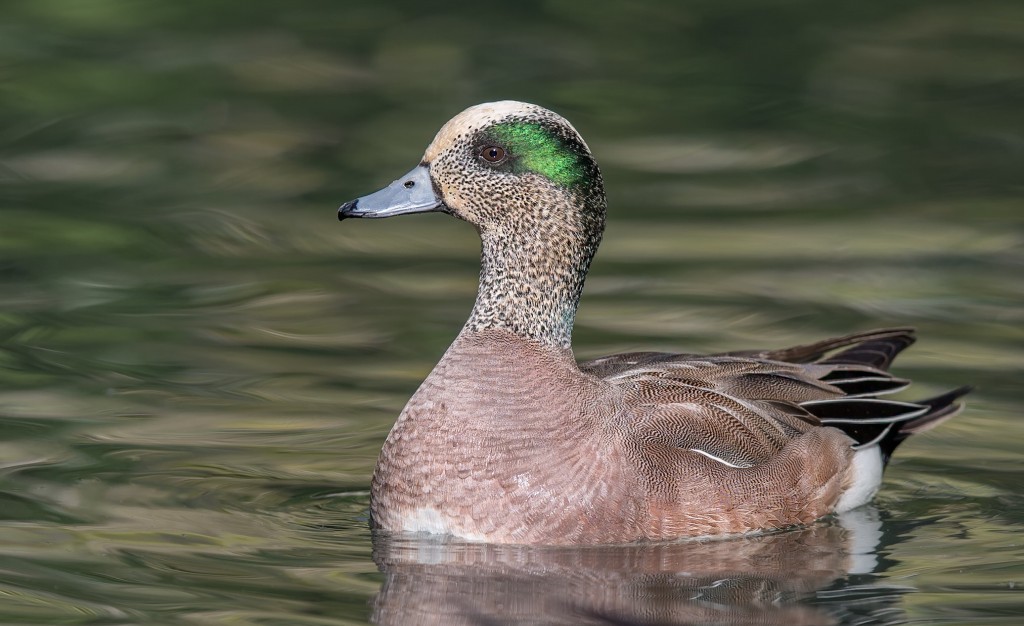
[{"left": 1, "top": 1, "right": 1022, "bottom": 624}]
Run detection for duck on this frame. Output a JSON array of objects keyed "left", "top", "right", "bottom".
[{"left": 338, "top": 100, "right": 969, "bottom": 545}]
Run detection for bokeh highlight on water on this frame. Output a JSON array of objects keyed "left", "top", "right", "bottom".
[{"left": 1, "top": 1, "right": 1022, "bottom": 624}]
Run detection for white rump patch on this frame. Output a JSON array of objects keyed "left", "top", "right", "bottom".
[{"left": 834, "top": 446, "right": 883, "bottom": 513}]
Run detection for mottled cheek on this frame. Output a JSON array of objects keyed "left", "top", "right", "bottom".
[{"left": 432, "top": 161, "right": 474, "bottom": 219}]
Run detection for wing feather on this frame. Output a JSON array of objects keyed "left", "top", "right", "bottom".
[{"left": 587, "top": 328, "right": 962, "bottom": 469}]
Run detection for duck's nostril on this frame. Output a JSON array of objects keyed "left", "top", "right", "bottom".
[{"left": 404, "top": 180, "right": 415, "bottom": 189}]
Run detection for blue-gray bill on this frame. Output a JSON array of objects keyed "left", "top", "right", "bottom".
[{"left": 338, "top": 164, "right": 443, "bottom": 220}]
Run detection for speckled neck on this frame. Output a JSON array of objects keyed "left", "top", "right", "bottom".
[{"left": 463, "top": 188, "right": 606, "bottom": 349}]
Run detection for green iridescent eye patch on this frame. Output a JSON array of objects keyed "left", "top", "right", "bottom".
[{"left": 487, "top": 122, "right": 589, "bottom": 188}]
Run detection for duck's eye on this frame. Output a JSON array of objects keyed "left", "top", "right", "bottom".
[{"left": 478, "top": 145, "right": 507, "bottom": 164}]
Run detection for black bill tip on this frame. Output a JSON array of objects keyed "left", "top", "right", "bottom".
[{"left": 338, "top": 199, "right": 357, "bottom": 221}]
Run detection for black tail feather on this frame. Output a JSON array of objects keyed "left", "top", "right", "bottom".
[
  {"left": 750, "top": 327, "right": 916, "bottom": 365},
  {"left": 820, "top": 332, "right": 917, "bottom": 370},
  {"left": 820, "top": 369, "right": 911, "bottom": 397},
  {"left": 806, "top": 398, "right": 930, "bottom": 422},
  {"left": 790, "top": 329, "right": 968, "bottom": 468},
  {"left": 875, "top": 386, "right": 973, "bottom": 462},
  {"left": 810, "top": 385, "right": 971, "bottom": 466}
]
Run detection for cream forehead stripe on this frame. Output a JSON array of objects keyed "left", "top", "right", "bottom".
[{"left": 422, "top": 101, "right": 588, "bottom": 162}]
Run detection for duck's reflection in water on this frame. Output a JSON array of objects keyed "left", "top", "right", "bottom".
[{"left": 371, "top": 508, "right": 909, "bottom": 626}]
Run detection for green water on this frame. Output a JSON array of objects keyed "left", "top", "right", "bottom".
[{"left": 1, "top": 1, "right": 1022, "bottom": 624}]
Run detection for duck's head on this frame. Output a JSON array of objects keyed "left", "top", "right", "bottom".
[
  {"left": 340, "top": 102, "right": 607, "bottom": 348},
  {"left": 339, "top": 101, "right": 606, "bottom": 238}
]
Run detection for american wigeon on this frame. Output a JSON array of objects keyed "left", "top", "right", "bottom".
[{"left": 338, "top": 101, "right": 968, "bottom": 545}]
